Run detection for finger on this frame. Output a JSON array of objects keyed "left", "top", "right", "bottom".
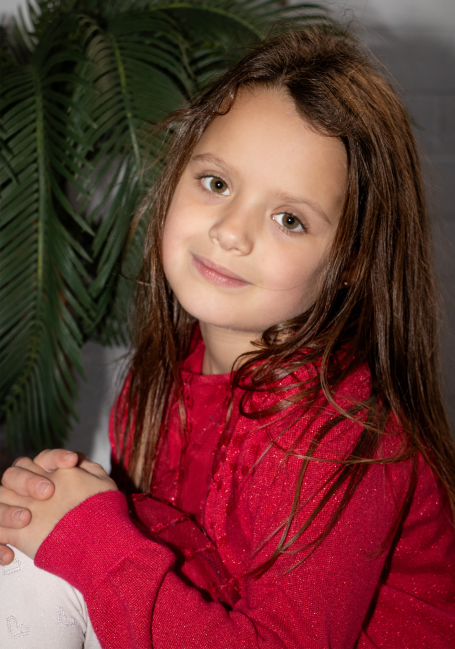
[
  {"left": 78, "top": 459, "right": 108, "bottom": 477},
  {"left": 33, "top": 448, "right": 79, "bottom": 473},
  {"left": 12, "top": 457, "right": 50, "bottom": 476},
  {"left": 2, "top": 464, "right": 55, "bottom": 499},
  {"left": 0, "top": 502, "right": 31, "bottom": 528},
  {"left": 75, "top": 452, "right": 89, "bottom": 466},
  {"left": 0, "top": 545, "right": 15, "bottom": 566}
]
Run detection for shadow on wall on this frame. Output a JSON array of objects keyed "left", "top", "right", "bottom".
[{"left": 68, "top": 26, "right": 455, "bottom": 470}]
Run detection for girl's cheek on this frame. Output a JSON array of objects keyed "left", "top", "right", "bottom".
[
  {"left": 161, "top": 222, "right": 181, "bottom": 284},
  {"left": 259, "top": 249, "right": 311, "bottom": 292},
  {"left": 264, "top": 254, "right": 327, "bottom": 312}
]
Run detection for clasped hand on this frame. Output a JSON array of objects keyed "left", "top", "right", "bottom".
[{"left": 0, "top": 450, "right": 117, "bottom": 563}]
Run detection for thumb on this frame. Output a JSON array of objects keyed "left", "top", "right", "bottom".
[{"left": 33, "top": 449, "right": 79, "bottom": 473}]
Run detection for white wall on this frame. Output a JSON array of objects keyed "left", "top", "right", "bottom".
[{"left": 0, "top": 0, "right": 20, "bottom": 13}]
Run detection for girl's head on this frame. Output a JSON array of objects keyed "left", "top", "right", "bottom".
[
  {"left": 162, "top": 85, "right": 347, "bottom": 339},
  {"left": 122, "top": 26, "right": 453, "bottom": 512}
]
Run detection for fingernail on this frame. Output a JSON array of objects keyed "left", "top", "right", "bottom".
[
  {"left": 64, "top": 451, "right": 76, "bottom": 460},
  {"left": 12, "top": 509, "right": 26, "bottom": 522},
  {"left": 0, "top": 552, "right": 5, "bottom": 563},
  {"left": 36, "top": 481, "right": 50, "bottom": 495}
]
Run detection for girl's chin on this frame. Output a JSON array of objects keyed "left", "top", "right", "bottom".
[
  {"left": 177, "top": 302, "right": 262, "bottom": 332},
  {"left": 173, "top": 286, "right": 295, "bottom": 333}
]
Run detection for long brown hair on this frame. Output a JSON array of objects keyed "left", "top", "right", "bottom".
[{"left": 115, "top": 26, "right": 455, "bottom": 570}]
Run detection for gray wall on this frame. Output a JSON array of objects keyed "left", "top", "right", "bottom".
[
  {"left": 1, "top": 0, "right": 454, "bottom": 471},
  {"left": 367, "top": 30, "right": 455, "bottom": 427}
]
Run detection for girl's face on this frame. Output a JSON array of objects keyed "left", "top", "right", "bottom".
[{"left": 163, "top": 87, "right": 347, "bottom": 336}]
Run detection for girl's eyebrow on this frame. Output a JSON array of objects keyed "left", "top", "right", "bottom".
[
  {"left": 191, "top": 152, "right": 239, "bottom": 179},
  {"left": 274, "top": 191, "right": 330, "bottom": 224},
  {"left": 191, "top": 152, "right": 330, "bottom": 224}
]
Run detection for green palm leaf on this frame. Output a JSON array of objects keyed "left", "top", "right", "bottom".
[{"left": 0, "top": 21, "right": 95, "bottom": 449}]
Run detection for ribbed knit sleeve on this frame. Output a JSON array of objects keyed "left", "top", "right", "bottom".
[{"left": 35, "top": 491, "right": 176, "bottom": 648}]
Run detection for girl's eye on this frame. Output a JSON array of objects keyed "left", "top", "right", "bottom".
[
  {"left": 202, "top": 176, "right": 230, "bottom": 196},
  {"left": 273, "top": 212, "right": 305, "bottom": 232}
]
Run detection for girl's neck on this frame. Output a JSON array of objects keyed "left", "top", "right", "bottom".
[{"left": 199, "top": 321, "right": 261, "bottom": 375}]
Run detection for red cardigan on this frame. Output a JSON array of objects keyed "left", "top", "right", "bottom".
[{"left": 35, "top": 339, "right": 455, "bottom": 648}]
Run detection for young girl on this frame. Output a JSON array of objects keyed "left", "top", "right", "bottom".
[{"left": 1, "top": 26, "right": 455, "bottom": 649}]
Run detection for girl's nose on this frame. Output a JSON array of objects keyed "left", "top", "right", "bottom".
[{"left": 208, "top": 204, "right": 255, "bottom": 255}]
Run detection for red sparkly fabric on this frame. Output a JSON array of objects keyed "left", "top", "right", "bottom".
[{"left": 35, "top": 337, "right": 455, "bottom": 648}]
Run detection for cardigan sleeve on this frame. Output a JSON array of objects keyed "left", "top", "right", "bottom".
[{"left": 33, "top": 415, "right": 440, "bottom": 649}]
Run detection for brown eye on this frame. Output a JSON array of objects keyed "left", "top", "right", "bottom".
[
  {"left": 202, "top": 176, "right": 230, "bottom": 195},
  {"left": 273, "top": 212, "right": 304, "bottom": 232}
]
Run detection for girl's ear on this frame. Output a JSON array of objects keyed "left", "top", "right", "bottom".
[{"left": 338, "top": 254, "right": 357, "bottom": 290}]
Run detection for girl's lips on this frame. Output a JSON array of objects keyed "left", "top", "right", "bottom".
[{"left": 191, "top": 254, "right": 250, "bottom": 287}]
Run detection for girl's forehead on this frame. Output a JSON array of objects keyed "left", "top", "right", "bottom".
[{"left": 195, "top": 86, "right": 346, "bottom": 171}]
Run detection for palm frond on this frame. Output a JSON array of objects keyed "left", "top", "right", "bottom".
[
  {"left": 69, "top": 11, "right": 188, "bottom": 340},
  {"left": 0, "top": 30, "right": 95, "bottom": 449}
]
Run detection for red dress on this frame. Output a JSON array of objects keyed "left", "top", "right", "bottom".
[{"left": 35, "top": 337, "right": 455, "bottom": 648}]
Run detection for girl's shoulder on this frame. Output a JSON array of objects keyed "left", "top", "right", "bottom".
[
  {"left": 231, "top": 356, "right": 411, "bottom": 467},
  {"left": 240, "top": 352, "right": 373, "bottom": 424}
]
